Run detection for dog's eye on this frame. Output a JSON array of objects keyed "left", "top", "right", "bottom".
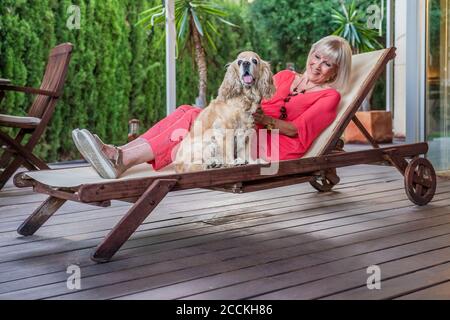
[
  {"left": 252, "top": 59, "right": 258, "bottom": 65},
  {"left": 237, "top": 60, "right": 243, "bottom": 66}
]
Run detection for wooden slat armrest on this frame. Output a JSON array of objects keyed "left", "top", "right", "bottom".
[
  {"left": 0, "top": 114, "right": 41, "bottom": 129},
  {"left": 0, "top": 78, "right": 11, "bottom": 85},
  {"left": 0, "top": 84, "right": 59, "bottom": 97}
]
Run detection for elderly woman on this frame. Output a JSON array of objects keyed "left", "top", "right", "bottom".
[{"left": 73, "top": 35, "right": 352, "bottom": 179}]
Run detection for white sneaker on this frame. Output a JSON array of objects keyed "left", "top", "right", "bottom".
[{"left": 71, "top": 129, "right": 125, "bottom": 179}]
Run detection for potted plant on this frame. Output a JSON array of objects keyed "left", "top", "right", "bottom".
[{"left": 332, "top": 0, "right": 393, "bottom": 144}]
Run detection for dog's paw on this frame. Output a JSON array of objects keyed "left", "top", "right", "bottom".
[
  {"left": 248, "top": 158, "right": 268, "bottom": 165},
  {"left": 232, "top": 158, "right": 248, "bottom": 166},
  {"left": 206, "top": 158, "right": 224, "bottom": 169}
]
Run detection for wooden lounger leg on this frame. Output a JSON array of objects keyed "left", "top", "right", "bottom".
[
  {"left": 351, "top": 116, "right": 380, "bottom": 149},
  {"left": 91, "top": 179, "right": 177, "bottom": 263},
  {"left": 383, "top": 150, "right": 409, "bottom": 175},
  {"left": 310, "top": 168, "right": 340, "bottom": 192},
  {"left": 17, "top": 196, "right": 66, "bottom": 236}
]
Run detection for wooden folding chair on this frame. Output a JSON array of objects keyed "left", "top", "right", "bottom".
[
  {"left": 0, "top": 43, "right": 73, "bottom": 190},
  {"left": 13, "top": 47, "right": 438, "bottom": 263}
]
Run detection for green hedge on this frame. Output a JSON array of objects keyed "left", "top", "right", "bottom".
[{"left": 0, "top": 0, "right": 240, "bottom": 162}]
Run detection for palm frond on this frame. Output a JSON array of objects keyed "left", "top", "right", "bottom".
[
  {"left": 139, "top": 5, "right": 163, "bottom": 17},
  {"left": 206, "top": 20, "right": 219, "bottom": 35},
  {"left": 217, "top": 17, "right": 239, "bottom": 28},
  {"left": 204, "top": 29, "right": 218, "bottom": 52},
  {"left": 138, "top": 0, "right": 240, "bottom": 63},
  {"left": 195, "top": 5, "right": 228, "bottom": 17},
  {"left": 190, "top": 8, "right": 204, "bottom": 36},
  {"left": 178, "top": 8, "right": 189, "bottom": 39}
]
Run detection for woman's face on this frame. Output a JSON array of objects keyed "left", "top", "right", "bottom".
[{"left": 308, "top": 51, "right": 337, "bottom": 84}]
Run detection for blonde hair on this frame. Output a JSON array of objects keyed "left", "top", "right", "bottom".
[{"left": 306, "top": 35, "right": 352, "bottom": 91}]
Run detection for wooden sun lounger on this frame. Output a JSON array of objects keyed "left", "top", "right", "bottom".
[{"left": 13, "top": 47, "right": 437, "bottom": 263}]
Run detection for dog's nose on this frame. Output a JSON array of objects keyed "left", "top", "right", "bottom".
[{"left": 242, "top": 61, "right": 251, "bottom": 69}]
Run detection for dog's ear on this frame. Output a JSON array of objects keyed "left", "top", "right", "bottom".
[
  {"left": 257, "top": 60, "right": 276, "bottom": 100},
  {"left": 218, "top": 62, "right": 242, "bottom": 100}
]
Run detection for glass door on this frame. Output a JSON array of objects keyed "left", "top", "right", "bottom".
[{"left": 426, "top": 0, "right": 450, "bottom": 173}]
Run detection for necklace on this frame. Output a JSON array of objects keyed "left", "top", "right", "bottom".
[
  {"left": 279, "top": 75, "right": 325, "bottom": 121},
  {"left": 291, "top": 75, "right": 323, "bottom": 95}
]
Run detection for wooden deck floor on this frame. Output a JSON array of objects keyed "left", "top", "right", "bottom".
[{"left": 1, "top": 162, "right": 450, "bottom": 300}]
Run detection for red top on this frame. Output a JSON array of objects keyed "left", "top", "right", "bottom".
[{"left": 257, "top": 70, "right": 341, "bottom": 161}]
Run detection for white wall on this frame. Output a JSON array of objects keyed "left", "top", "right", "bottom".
[{"left": 393, "top": 0, "right": 407, "bottom": 139}]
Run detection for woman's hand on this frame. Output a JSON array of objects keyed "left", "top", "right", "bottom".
[
  {"left": 253, "top": 105, "right": 268, "bottom": 125},
  {"left": 252, "top": 105, "right": 298, "bottom": 137}
]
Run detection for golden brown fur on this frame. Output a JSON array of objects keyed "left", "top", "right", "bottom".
[{"left": 174, "top": 52, "right": 275, "bottom": 173}]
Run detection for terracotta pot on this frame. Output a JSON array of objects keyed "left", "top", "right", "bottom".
[{"left": 344, "top": 111, "right": 393, "bottom": 144}]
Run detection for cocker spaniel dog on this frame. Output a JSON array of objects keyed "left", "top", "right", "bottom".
[{"left": 174, "top": 51, "right": 275, "bottom": 173}]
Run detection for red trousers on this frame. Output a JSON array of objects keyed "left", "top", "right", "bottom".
[{"left": 140, "top": 105, "right": 202, "bottom": 170}]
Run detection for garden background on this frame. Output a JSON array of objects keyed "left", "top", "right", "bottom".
[{"left": 0, "top": 0, "right": 385, "bottom": 162}]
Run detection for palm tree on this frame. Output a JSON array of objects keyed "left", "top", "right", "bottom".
[{"left": 137, "top": 0, "right": 238, "bottom": 107}]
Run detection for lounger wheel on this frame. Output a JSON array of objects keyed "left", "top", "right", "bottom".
[
  {"left": 310, "top": 169, "right": 340, "bottom": 192},
  {"left": 404, "top": 158, "right": 436, "bottom": 206}
]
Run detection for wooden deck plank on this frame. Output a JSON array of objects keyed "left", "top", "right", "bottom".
[
  {"left": 0, "top": 163, "right": 448, "bottom": 299},
  {"left": 2, "top": 193, "right": 450, "bottom": 299},
  {"left": 4, "top": 215, "right": 450, "bottom": 300},
  {"left": 52, "top": 213, "right": 450, "bottom": 300},
  {"left": 2, "top": 186, "right": 425, "bottom": 277},
  {"left": 0, "top": 180, "right": 438, "bottom": 270},
  {"left": 0, "top": 169, "right": 400, "bottom": 219},
  {"left": 0, "top": 179, "right": 446, "bottom": 268},
  {"left": 396, "top": 280, "right": 450, "bottom": 300},
  {"left": 318, "top": 256, "right": 450, "bottom": 300},
  {"left": 164, "top": 229, "right": 450, "bottom": 300},
  {"left": 0, "top": 176, "right": 419, "bottom": 257},
  {"left": 0, "top": 190, "right": 425, "bottom": 284},
  {"left": 5, "top": 191, "right": 447, "bottom": 287},
  {"left": 0, "top": 177, "right": 410, "bottom": 243},
  {"left": 0, "top": 168, "right": 400, "bottom": 223},
  {"left": 0, "top": 171, "right": 399, "bottom": 225}
]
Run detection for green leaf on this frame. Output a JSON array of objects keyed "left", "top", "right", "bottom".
[
  {"left": 139, "top": 5, "right": 163, "bottom": 17},
  {"left": 190, "top": 8, "right": 204, "bottom": 36},
  {"left": 341, "top": 2, "right": 349, "bottom": 20},
  {"left": 343, "top": 23, "right": 350, "bottom": 38},
  {"left": 217, "top": 17, "right": 239, "bottom": 28},
  {"left": 331, "top": 14, "right": 345, "bottom": 22},
  {"left": 206, "top": 20, "right": 219, "bottom": 35},
  {"left": 205, "top": 30, "right": 217, "bottom": 52},
  {"left": 135, "top": 16, "right": 151, "bottom": 27},
  {"left": 334, "top": 25, "right": 344, "bottom": 35},
  {"left": 350, "top": 24, "right": 361, "bottom": 43},
  {"left": 155, "top": 31, "right": 165, "bottom": 48},
  {"left": 178, "top": 8, "right": 189, "bottom": 39},
  {"left": 196, "top": 6, "right": 227, "bottom": 17}
]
